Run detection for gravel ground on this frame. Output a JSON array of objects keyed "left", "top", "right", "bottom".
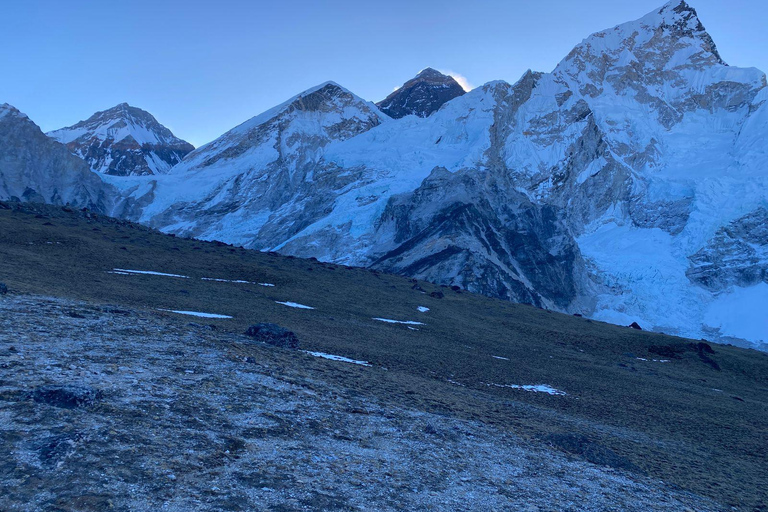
[{"left": 0, "top": 294, "right": 723, "bottom": 511}]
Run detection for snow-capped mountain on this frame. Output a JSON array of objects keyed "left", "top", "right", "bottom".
[
  {"left": 48, "top": 103, "right": 193, "bottom": 176},
  {"left": 0, "top": 104, "right": 117, "bottom": 212},
  {"left": 377, "top": 68, "right": 466, "bottom": 119},
  {"left": 4, "top": 1, "right": 766, "bottom": 349}
]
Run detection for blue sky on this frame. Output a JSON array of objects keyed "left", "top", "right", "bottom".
[{"left": 2, "top": 0, "right": 766, "bottom": 147}]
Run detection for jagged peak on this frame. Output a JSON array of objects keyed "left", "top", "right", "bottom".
[
  {"left": 555, "top": 0, "right": 725, "bottom": 78},
  {"left": 0, "top": 103, "right": 28, "bottom": 121}
]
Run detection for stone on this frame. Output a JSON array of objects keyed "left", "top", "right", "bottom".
[{"left": 244, "top": 323, "right": 300, "bottom": 349}]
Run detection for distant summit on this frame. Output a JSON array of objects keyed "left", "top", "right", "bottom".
[
  {"left": 376, "top": 68, "right": 466, "bottom": 119},
  {"left": 48, "top": 104, "right": 194, "bottom": 176}
]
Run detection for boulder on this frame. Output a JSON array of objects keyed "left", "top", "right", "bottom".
[
  {"left": 0, "top": 282, "right": 7, "bottom": 295},
  {"left": 245, "top": 323, "right": 300, "bottom": 349}
]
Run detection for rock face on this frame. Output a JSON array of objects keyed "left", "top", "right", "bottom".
[
  {"left": 0, "top": 104, "right": 117, "bottom": 213},
  {"left": 47, "top": 103, "right": 193, "bottom": 176},
  {"left": 376, "top": 68, "right": 467, "bottom": 119}
]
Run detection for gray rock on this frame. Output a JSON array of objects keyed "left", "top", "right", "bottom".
[{"left": 245, "top": 323, "right": 300, "bottom": 349}]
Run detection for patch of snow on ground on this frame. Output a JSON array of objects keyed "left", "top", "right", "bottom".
[
  {"left": 258, "top": 283, "right": 276, "bottom": 287},
  {"left": 373, "top": 318, "right": 425, "bottom": 326},
  {"left": 417, "top": 306, "right": 430, "bottom": 312},
  {"left": 157, "top": 309, "right": 233, "bottom": 319},
  {"left": 112, "top": 268, "right": 189, "bottom": 279},
  {"left": 276, "top": 301, "right": 315, "bottom": 310},
  {"left": 488, "top": 384, "right": 566, "bottom": 396},
  {"left": 304, "top": 351, "right": 372, "bottom": 367},
  {"left": 492, "top": 356, "right": 510, "bottom": 361},
  {"left": 201, "top": 277, "right": 253, "bottom": 284}
]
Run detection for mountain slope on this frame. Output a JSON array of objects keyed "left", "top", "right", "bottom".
[
  {"left": 0, "top": 104, "right": 117, "bottom": 213},
  {"left": 48, "top": 103, "right": 194, "bottom": 176},
  {"left": 108, "top": 1, "right": 768, "bottom": 350},
  {"left": 376, "top": 68, "right": 467, "bottom": 118}
]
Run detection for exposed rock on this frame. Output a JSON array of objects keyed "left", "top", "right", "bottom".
[
  {"left": 47, "top": 103, "right": 194, "bottom": 176},
  {"left": 245, "top": 323, "right": 300, "bottom": 349},
  {"left": 687, "top": 207, "right": 768, "bottom": 291},
  {"left": 0, "top": 282, "right": 7, "bottom": 295},
  {"left": 376, "top": 68, "right": 466, "bottom": 119},
  {"left": 0, "top": 104, "right": 118, "bottom": 213},
  {"left": 629, "top": 322, "right": 643, "bottom": 330}
]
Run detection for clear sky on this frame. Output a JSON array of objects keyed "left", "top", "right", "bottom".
[{"left": 1, "top": 0, "right": 766, "bottom": 147}]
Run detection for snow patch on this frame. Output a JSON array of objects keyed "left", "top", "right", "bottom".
[
  {"left": 112, "top": 268, "right": 189, "bottom": 279},
  {"left": 417, "top": 306, "right": 430, "bottom": 313},
  {"left": 488, "top": 384, "right": 566, "bottom": 396},
  {"left": 276, "top": 301, "right": 315, "bottom": 310},
  {"left": 157, "top": 309, "right": 232, "bottom": 319},
  {"left": 304, "top": 351, "right": 371, "bottom": 367},
  {"left": 373, "top": 318, "right": 425, "bottom": 326}
]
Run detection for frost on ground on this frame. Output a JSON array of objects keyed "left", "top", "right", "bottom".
[
  {"left": 304, "top": 351, "right": 372, "bottom": 367},
  {"left": 157, "top": 309, "right": 233, "bottom": 319},
  {"left": 0, "top": 294, "right": 722, "bottom": 511},
  {"left": 275, "top": 301, "right": 314, "bottom": 310},
  {"left": 373, "top": 317, "right": 425, "bottom": 326},
  {"left": 488, "top": 384, "right": 567, "bottom": 396}
]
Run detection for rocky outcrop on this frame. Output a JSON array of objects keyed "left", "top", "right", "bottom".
[
  {"left": 0, "top": 104, "right": 117, "bottom": 213},
  {"left": 48, "top": 103, "right": 193, "bottom": 176},
  {"left": 687, "top": 207, "right": 768, "bottom": 291},
  {"left": 376, "top": 68, "right": 466, "bottom": 118}
]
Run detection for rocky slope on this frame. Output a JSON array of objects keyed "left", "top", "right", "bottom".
[
  {"left": 376, "top": 68, "right": 467, "bottom": 118},
  {"left": 48, "top": 103, "right": 193, "bottom": 176},
  {"left": 0, "top": 104, "right": 117, "bottom": 213}
]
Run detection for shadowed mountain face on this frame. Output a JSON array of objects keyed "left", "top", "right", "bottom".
[
  {"left": 376, "top": 68, "right": 466, "bottom": 119},
  {"left": 48, "top": 103, "right": 194, "bottom": 176},
  {"left": 0, "top": 104, "right": 117, "bottom": 213}
]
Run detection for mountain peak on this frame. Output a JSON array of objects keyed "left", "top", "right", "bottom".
[
  {"left": 47, "top": 104, "right": 193, "bottom": 176},
  {"left": 377, "top": 68, "right": 467, "bottom": 119}
]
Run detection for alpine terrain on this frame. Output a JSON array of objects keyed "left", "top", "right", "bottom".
[
  {"left": 0, "top": 1, "right": 766, "bottom": 350},
  {"left": 48, "top": 103, "right": 194, "bottom": 176}
]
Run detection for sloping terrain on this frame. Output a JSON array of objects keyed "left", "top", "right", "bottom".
[{"left": 0, "top": 201, "right": 766, "bottom": 510}]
